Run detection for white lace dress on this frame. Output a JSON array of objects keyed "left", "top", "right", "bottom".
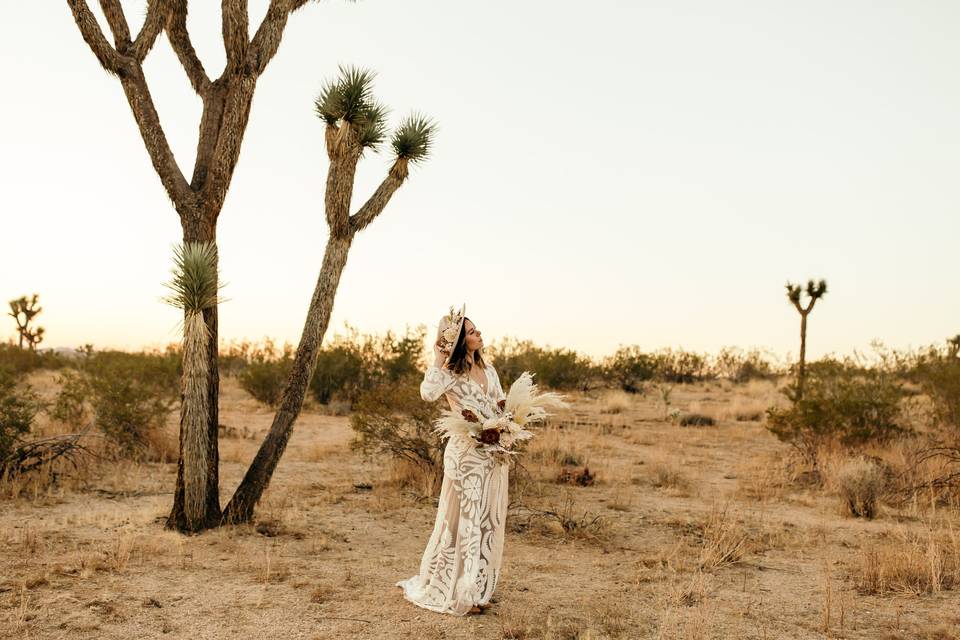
[{"left": 395, "top": 363, "right": 510, "bottom": 616}]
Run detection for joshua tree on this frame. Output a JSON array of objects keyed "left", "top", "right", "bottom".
[
  {"left": 64, "top": 1, "right": 347, "bottom": 531},
  {"left": 161, "top": 242, "right": 224, "bottom": 529},
  {"left": 785, "top": 279, "right": 828, "bottom": 400},
  {"left": 221, "top": 67, "right": 435, "bottom": 524},
  {"left": 8, "top": 295, "right": 45, "bottom": 350},
  {"left": 947, "top": 335, "right": 960, "bottom": 359}
]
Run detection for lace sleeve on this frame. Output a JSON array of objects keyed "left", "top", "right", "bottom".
[{"left": 421, "top": 366, "right": 457, "bottom": 402}]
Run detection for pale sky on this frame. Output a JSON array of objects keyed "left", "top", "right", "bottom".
[{"left": 2, "top": 1, "right": 958, "bottom": 360}]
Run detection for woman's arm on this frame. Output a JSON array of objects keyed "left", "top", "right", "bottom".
[
  {"left": 421, "top": 341, "right": 457, "bottom": 402},
  {"left": 420, "top": 365, "right": 456, "bottom": 402}
]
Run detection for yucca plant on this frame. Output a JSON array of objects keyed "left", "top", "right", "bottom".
[
  {"left": 162, "top": 242, "right": 224, "bottom": 530},
  {"left": 785, "top": 279, "right": 828, "bottom": 400},
  {"left": 223, "top": 66, "right": 436, "bottom": 523}
]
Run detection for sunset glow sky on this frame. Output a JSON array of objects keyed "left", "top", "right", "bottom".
[{"left": 3, "top": 1, "right": 958, "bottom": 360}]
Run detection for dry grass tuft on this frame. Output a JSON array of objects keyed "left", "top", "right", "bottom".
[
  {"left": 697, "top": 505, "right": 749, "bottom": 570},
  {"left": 649, "top": 463, "right": 694, "bottom": 495},
  {"left": 833, "top": 456, "right": 886, "bottom": 519},
  {"left": 670, "top": 570, "right": 709, "bottom": 607},
  {"left": 598, "top": 390, "right": 634, "bottom": 415},
  {"left": 853, "top": 527, "right": 960, "bottom": 595}
]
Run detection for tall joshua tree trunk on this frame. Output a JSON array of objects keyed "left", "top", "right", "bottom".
[
  {"left": 786, "top": 279, "right": 828, "bottom": 401},
  {"left": 66, "top": 0, "right": 323, "bottom": 532},
  {"left": 222, "top": 69, "right": 434, "bottom": 524}
]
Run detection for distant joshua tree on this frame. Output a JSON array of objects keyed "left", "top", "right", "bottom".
[
  {"left": 947, "top": 335, "right": 960, "bottom": 359},
  {"left": 785, "top": 279, "right": 828, "bottom": 400},
  {"left": 8, "top": 295, "right": 45, "bottom": 351}
]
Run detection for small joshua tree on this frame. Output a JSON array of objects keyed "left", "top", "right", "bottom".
[
  {"left": 161, "top": 242, "right": 224, "bottom": 530},
  {"left": 8, "top": 295, "right": 45, "bottom": 351},
  {"left": 785, "top": 279, "right": 828, "bottom": 400},
  {"left": 947, "top": 335, "right": 960, "bottom": 359}
]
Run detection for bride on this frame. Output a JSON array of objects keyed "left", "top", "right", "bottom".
[{"left": 396, "top": 305, "right": 510, "bottom": 616}]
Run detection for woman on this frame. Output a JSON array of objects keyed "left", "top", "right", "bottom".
[{"left": 395, "top": 305, "right": 510, "bottom": 616}]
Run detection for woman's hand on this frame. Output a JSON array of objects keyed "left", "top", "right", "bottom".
[{"left": 433, "top": 341, "right": 449, "bottom": 367}]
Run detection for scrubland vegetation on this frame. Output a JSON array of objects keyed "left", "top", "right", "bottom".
[{"left": 2, "top": 330, "right": 960, "bottom": 638}]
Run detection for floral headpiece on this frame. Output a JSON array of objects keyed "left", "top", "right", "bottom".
[{"left": 437, "top": 304, "right": 466, "bottom": 356}]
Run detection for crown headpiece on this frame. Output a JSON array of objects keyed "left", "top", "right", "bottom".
[{"left": 437, "top": 304, "right": 466, "bottom": 355}]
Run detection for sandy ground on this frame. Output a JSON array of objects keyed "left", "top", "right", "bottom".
[{"left": 1, "top": 374, "right": 958, "bottom": 639}]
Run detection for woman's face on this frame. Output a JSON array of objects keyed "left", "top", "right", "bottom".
[{"left": 463, "top": 319, "right": 483, "bottom": 353}]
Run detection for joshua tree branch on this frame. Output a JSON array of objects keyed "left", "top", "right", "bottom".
[
  {"left": 119, "top": 67, "right": 194, "bottom": 208},
  {"left": 202, "top": 79, "right": 257, "bottom": 214},
  {"left": 246, "top": 0, "right": 312, "bottom": 76},
  {"left": 323, "top": 125, "right": 363, "bottom": 237},
  {"left": 98, "top": 0, "right": 132, "bottom": 49},
  {"left": 166, "top": 0, "right": 212, "bottom": 94},
  {"left": 67, "top": 0, "right": 130, "bottom": 76},
  {"left": 131, "top": 0, "right": 167, "bottom": 61},
  {"left": 222, "top": 0, "right": 249, "bottom": 72},
  {"left": 349, "top": 161, "right": 408, "bottom": 234}
]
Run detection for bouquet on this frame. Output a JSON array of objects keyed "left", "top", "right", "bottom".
[{"left": 433, "top": 372, "right": 569, "bottom": 461}]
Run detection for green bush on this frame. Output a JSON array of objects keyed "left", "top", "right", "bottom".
[
  {"left": 0, "top": 369, "right": 42, "bottom": 466},
  {"left": 0, "top": 341, "right": 66, "bottom": 376},
  {"left": 652, "top": 348, "right": 710, "bottom": 384},
  {"left": 767, "top": 358, "right": 908, "bottom": 467},
  {"left": 911, "top": 349, "right": 960, "bottom": 432},
  {"left": 349, "top": 379, "right": 444, "bottom": 492},
  {"left": 488, "top": 338, "right": 598, "bottom": 391},
  {"left": 310, "top": 326, "right": 426, "bottom": 406},
  {"left": 239, "top": 358, "right": 293, "bottom": 406},
  {"left": 52, "top": 349, "right": 179, "bottom": 456},
  {"left": 712, "top": 347, "right": 778, "bottom": 383},
  {"left": 603, "top": 346, "right": 657, "bottom": 393}
]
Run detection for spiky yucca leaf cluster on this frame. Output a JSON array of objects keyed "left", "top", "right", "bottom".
[
  {"left": 314, "top": 66, "right": 436, "bottom": 161},
  {"left": 314, "top": 65, "right": 389, "bottom": 151},
  {"left": 161, "top": 242, "right": 224, "bottom": 314},
  {"left": 785, "top": 279, "right": 827, "bottom": 305},
  {"left": 391, "top": 113, "right": 436, "bottom": 164},
  {"left": 806, "top": 279, "right": 828, "bottom": 299}
]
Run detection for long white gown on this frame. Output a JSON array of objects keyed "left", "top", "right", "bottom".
[{"left": 395, "top": 363, "right": 510, "bottom": 616}]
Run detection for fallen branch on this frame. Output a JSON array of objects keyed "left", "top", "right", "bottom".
[{"left": 1, "top": 423, "right": 99, "bottom": 478}]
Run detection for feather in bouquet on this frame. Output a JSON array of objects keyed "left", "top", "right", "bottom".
[{"left": 433, "top": 372, "right": 568, "bottom": 461}]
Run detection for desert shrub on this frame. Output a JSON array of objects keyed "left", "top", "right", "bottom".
[
  {"left": 0, "top": 370, "right": 42, "bottom": 467},
  {"left": 488, "top": 338, "right": 598, "bottom": 390},
  {"left": 603, "top": 346, "right": 657, "bottom": 393},
  {"left": 53, "top": 349, "right": 179, "bottom": 456},
  {"left": 239, "top": 359, "right": 293, "bottom": 406},
  {"left": 834, "top": 457, "right": 885, "bottom": 519},
  {"left": 652, "top": 348, "right": 710, "bottom": 383},
  {"left": 310, "top": 325, "right": 426, "bottom": 406},
  {"left": 349, "top": 379, "right": 444, "bottom": 495},
  {"left": 766, "top": 359, "right": 908, "bottom": 468},
  {"left": 713, "top": 347, "right": 778, "bottom": 383},
  {"left": 680, "top": 413, "right": 716, "bottom": 427},
  {"left": 0, "top": 341, "right": 66, "bottom": 376},
  {"left": 912, "top": 349, "right": 960, "bottom": 432},
  {"left": 219, "top": 338, "right": 286, "bottom": 377}
]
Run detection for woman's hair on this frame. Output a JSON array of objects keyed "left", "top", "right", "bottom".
[{"left": 445, "top": 317, "right": 486, "bottom": 375}]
